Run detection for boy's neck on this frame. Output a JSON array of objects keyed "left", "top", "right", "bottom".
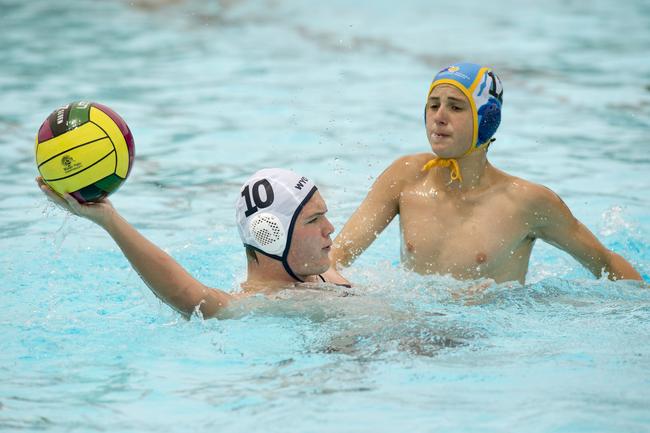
[
  {"left": 433, "top": 151, "right": 489, "bottom": 192},
  {"left": 242, "top": 257, "right": 319, "bottom": 293}
]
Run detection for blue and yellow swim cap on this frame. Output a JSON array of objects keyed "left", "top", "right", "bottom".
[{"left": 426, "top": 62, "right": 504, "bottom": 154}]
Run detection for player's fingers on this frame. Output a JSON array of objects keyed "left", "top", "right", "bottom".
[
  {"left": 38, "top": 182, "right": 67, "bottom": 206},
  {"left": 62, "top": 193, "right": 84, "bottom": 214}
]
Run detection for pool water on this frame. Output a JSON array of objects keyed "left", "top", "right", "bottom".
[{"left": 1, "top": 0, "right": 649, "bottom": 432}]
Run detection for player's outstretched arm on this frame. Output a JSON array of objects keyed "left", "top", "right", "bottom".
[
  {"left": 530, "top": 185, "right": 642, "bottom": 281},
  {"left": 36, "top": 177, "right": 233, "bottom": 319},
  {"left": 331, "top": 156, "right": 417, "bottom": 268}
]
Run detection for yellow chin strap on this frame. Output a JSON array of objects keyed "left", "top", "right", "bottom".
[
  {"left": 421, "top": 140, "right": 491, "bottom": 183},
  {"left": 421, "top": 157, "right": 463, "bottom": 182}
]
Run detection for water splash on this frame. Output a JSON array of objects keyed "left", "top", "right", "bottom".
[{"left": 600, "top": 205, "right": 636, "bottom": 237}]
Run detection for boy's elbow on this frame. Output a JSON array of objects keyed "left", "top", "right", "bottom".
[{"left": 175, "top": 286, "right": 230, "bottom": 320}]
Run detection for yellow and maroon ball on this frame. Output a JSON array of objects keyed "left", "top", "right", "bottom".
[{"left": 35, "top": 101, "right": 135, "bottom": 203}]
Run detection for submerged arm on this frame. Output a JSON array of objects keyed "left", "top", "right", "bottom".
[
  {"left": 37, "top": 177, "right": 233, "bottom": 319},
  {"left": 530, "top": 186, "right": 642, "bottom": 281}
]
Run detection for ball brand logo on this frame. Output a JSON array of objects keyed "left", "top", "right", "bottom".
[
  {"left": 61, "top": 155, "right": 82, "bottom": 173},
  {"left": 55, "top": 104, "right": 70, "bottom": 125},
  {"left": 447, "top": 66, "right": 460, "bottom": 72}
]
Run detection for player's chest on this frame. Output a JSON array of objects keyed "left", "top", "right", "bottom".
[{"left": 397, "top": 187, "right": 528, "bottom": 259}]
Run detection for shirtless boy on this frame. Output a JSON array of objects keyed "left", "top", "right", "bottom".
[
  {"left": 38, "top": 168, "right": 349, "bottom": 319},
  {"left": 331, "top": 63, "right": 642, "bottom": 284}
]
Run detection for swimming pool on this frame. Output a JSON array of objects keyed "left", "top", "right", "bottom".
[{"left": 1, "top": 0, "right": 649, "bottom": 431}]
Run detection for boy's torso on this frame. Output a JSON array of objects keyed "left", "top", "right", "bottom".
[{"left": 397, "top": 159, "right": 537, "bottom": 283}]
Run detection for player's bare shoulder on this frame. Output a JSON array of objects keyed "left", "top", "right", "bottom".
[
  {"left": 383, "top": 153, "right": 432, "bottom": 183},
  {"left": 494, "top": 167, "right": 567, "bottom": 218},
  {"left": 367, "top": 153, "right": 432, "bottom": 203}
]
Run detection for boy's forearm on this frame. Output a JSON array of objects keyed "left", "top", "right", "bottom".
[
  {"left": 332, "top": 231, "right": 369, "bottom": 267},
  {"left": 605, "top": 251, "right": 643, "bottom": 281},
  {"left": 100, "top": 212, "right": 229, "bottom": 317},
  {"left": 330, "top": 242, "right": 353, "bottom": 267}
]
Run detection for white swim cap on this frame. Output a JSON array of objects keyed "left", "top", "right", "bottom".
[{"left": 235, "top": 168, "right": 318, "bottom": 281}]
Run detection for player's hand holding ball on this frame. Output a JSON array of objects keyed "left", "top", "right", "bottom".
[{"left": 35, "top": 101, "right": 134, "bottom": 226}]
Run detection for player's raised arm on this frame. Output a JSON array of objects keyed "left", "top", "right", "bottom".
[
  {"left": 37, "top": 177, "right": 234, "bottom": 319},
  {"left": 528, "top": 184, "right": 642, "bottom": 281}
]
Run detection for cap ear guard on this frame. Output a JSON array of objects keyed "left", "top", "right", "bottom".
[
  {"left": 249, "top": 212, "right": 286, "bottom": 256},
  {"left": 476, "top": 98, "right": 501, "bottom": 146}
]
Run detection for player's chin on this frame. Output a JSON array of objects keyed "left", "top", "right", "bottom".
[
  {"left": 430, "top": 143, "right": 462, "bottom": 159},
  {"left": 429, "top": 140, "right": 448, "bottom": 153},
  {"left": 314, "top": 255, "right": 331, "bottom": 274}
]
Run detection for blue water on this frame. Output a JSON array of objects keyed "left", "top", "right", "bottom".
[{"left": 2, "top": 0, "right": 650, "bottom": 432}]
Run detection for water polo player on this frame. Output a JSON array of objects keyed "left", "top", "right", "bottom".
[
  {"left": 331, "top": 62, "right": 642, "bottom": 284},
  {"left": 36, "top": 168, "right": 349, "bottom": 320}
]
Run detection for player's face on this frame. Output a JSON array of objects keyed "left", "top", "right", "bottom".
[
  {"left": 287, "top": 191, "right": 334, "bottom": 277},
  {"left": 425, "top": 84, "right": 474, "bottom": 158}
]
